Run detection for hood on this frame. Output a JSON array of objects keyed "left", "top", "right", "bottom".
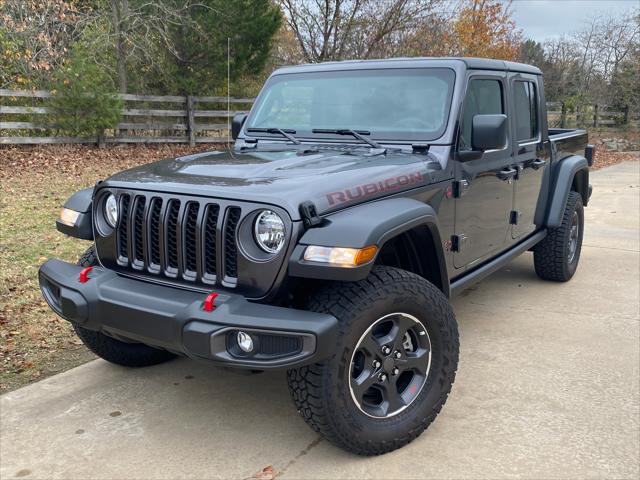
[{"left": 104, "top": 146, "right": 447, "bottom": 220}]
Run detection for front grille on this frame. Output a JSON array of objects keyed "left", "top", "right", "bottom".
[
  {"left": 115, "top": 193, "right": 242, "bottom": 286},
  {"left": 118, "top": 195, "right": 131, "bottom": 259},
  {"left": 224, "top": 207, "right": 241, "bottom": 278},
  {"left": 132, "top": 196, "right": 146, "bottom": 266},
  {"left": 203, "top": 205, "right": 219, "bottom": 278}
]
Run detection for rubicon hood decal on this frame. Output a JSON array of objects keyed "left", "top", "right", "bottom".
[{"left": 326, "top": 172, "right": 425, "bottom": 207}]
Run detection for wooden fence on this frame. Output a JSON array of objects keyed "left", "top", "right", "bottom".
[
  {"left": 0, "top": 89, "right": 254, "bottom": 145},
  {"left": 546, "top": 101, "right": 639, "bottom": 129},
  {"left": 1, "top": 89, "right": 637, "bottom": 145}
]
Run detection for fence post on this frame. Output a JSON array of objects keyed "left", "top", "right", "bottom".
[
  {"left": 186, "top": 95, "right": 195, "bottom": 146},
  {"left": 593, "top": 103, "right": 598, "bottom": 128},
  {"left": 560, "top": 102, "right": 566, "bottom": 128}
]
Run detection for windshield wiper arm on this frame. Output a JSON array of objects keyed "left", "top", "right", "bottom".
[
  {"left": 246, "top": 127, "right": 301, "bottom": 144},
  {"left": 311, "top": 128, "right": 382, "bottom": 149}
]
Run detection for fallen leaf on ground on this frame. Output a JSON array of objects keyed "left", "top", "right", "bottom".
[{"left": 252, "top": 465, "right": 276, "bottom": 480}]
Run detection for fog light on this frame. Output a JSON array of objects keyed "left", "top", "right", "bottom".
[{"left": 237, "top": 331, "right": 254, "bottom": 353}]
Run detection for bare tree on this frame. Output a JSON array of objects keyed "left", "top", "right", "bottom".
[
  {"left": 278, "top": 0, "right": 444, "bottom": 63},
  {"left": 0, "top": 0, "right": 83, "bottom": 88},
  {"left": 77, "top": 1, "right": 208, "bottom": 93},
  {"left": 539, "top": 9, "right": 639, "bottom": 105}
]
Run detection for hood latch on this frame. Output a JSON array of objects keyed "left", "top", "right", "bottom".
[{"left": 299, "top": 201, "right": 323, "bottom": 228}]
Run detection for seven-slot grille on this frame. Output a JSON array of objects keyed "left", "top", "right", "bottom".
[{"left": 115, "top": 192, "right": 240, "bottom": 286}]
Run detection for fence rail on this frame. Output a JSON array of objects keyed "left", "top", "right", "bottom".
[
  {"left": 1, "top": 89, "right": 638, "bottom": 146},
  {"left": 0, "top": 89, "right": 255, "bottom": 146},
  {"left": 546, "top": 101, "right": 639, "bottom": 129}
]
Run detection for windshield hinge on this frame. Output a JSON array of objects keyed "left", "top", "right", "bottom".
[
  {"left": 299, "top": 201, "right": 323, "bottom": 228},
  {"left": 412, "top": 144, "right": 430, "bottom": 154}
]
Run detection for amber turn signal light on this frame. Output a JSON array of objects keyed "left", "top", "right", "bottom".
[{"left": 303, "top": 245, "right": 378, "bottom": 267}]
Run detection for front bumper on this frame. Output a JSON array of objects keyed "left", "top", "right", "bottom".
[{"left": 39, "top": 259, "right": 338, "bottom": 369}]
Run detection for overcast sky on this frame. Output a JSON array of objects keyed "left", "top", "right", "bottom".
[{"left": 508, "top": 0, "right": 638, "bottom": 42}]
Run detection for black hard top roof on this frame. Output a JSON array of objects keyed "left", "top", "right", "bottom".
[{"left": 274, "top": 57, "right": 542, "bottom": 76}]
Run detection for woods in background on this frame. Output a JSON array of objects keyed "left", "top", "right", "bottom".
[{"left": 1, "top": 0, "right": 638, "bottom": 108}]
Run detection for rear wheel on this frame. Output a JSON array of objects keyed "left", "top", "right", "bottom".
[
  {"left": 73, "top": 245, "right": 176, "bottom": 367},
  {"left": 287, "top": 266, "right": 459, "bottom": 455},
  {"left": 534, "top": 191, "right": 584, "bottom": 282}
]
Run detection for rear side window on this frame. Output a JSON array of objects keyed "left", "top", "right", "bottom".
[
  {"left": 460, "top": 79, "right": 504, "bottom": 151},
  {"left": 514, "top": 81, "right": 538, "bottom": 141}
]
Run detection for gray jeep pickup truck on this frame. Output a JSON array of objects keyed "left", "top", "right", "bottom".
[{"left": 40, "top": 57, "right": 593, "bottom": 455}]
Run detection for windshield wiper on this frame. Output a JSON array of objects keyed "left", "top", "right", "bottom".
[
  {"left": 246, "top": 127, "right": 301, "bottom": 144},
  {"left": 311, "top": 128, "right": 382, "bottom": 149}
]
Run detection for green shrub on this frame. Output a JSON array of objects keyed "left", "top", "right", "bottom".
[{"left": 50, "top": 54, "right": 122, "bottom": 138}]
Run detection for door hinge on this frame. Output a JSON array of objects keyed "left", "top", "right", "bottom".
[
  {"left": 451, "top": 234, "right": 468, "bottom": 252},
  {"left": 509, "top": 210, "right": 520, "bottom": 225},
  {"left": 452, "top": 179, "right": 470, "bottom": 198}
]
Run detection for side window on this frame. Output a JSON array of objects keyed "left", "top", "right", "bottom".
[
  {"left": 514, "top": 81, "right": 538, "bottom": 141},
  {"left": 460, "top": 79, "right": 504, "bottom": 151}
]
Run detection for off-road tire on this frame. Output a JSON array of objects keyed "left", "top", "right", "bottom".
[
  {"left": 534, "top": 191, "right": 584, "bottom": 282},
  {"left": 287, "top": 266, "right": 459, "bottom": 456},
  {"left": 73, "top": 245, "right": 176, "bottom": 367}
]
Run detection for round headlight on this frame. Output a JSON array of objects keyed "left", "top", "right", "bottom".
[
  {"left": 254, "top": 210, "right": 286, "bottom": 254},
  {"left": 104, "top": 194, "right": 118, "bottom": 228}
]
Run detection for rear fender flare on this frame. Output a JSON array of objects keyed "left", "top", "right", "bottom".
[{"left": 546, "top": 155, "right": 589, "bottom": 227}]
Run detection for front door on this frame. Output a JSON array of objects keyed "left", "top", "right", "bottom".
[
  {"left": 509, "top": 74, "right": 546, "bottom": 238},
  {"left": 454, "top": 74, "right": 515, "bottom": 268}
]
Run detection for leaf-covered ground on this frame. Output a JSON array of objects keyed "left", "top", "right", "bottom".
[
  {"left": 0, "top": 144, "right": 214, "bottom": 393},
  {"left": 0, "top": 139, "right": 637, "bottom": 393}
]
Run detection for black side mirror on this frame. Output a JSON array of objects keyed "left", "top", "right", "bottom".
[
  {"left": 472, "top": 114, "right": 508, "bottom": 151},
  {"left": 231, "top": 113, "right": 248, "bottom": 140}
]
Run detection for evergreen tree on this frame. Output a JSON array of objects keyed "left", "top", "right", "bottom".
[{"left": 165, "top": 0, "right": 282, "bottom": 95}]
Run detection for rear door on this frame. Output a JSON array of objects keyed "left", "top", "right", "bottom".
[
  {"left": 509, "top": 74, "right": 545, "bottom": 238},
  {"left": 454, "top": 73, "right": 515, "bottom": 268}
]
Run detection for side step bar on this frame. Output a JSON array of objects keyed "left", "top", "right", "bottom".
[{"left": 450, "top": 230, "right": 547, "bottom": 297}]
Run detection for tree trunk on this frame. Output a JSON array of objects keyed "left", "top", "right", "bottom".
[{"left": 111, "top": 0, "right": 128, "bottom": 94}]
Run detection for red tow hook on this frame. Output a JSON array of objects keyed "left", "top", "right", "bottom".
[
  {"left": 203, "top": 292, "right": 218, "bottom": 312},
  {"left": 79, "top": 266, "right": 93, "bottom": 283}
]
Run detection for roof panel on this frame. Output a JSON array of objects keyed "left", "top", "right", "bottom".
[{"left": 273, "top": 57, "right": 542, "bottom": 76}]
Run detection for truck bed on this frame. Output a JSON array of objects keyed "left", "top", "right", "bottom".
[{"left": 549, "top": 128, "right": 588, "bottom": 160}]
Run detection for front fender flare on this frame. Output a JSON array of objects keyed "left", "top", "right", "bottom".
[
  {"left": 56, "top": 187, "right": 94, "bottom": 240},
  {"left": 288, "top": 197, "right": 448, "bottom": 294},
  {"left": 546, "top": 155, "right": 589, "bottom": 228}
]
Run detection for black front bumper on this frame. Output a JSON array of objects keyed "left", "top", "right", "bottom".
[{"left": 39, "top": 259, "right": 338, "bottom": 369}]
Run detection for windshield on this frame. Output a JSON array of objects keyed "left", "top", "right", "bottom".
[{"left": 246, "top": 68, "right": 455, "bottom": 142}]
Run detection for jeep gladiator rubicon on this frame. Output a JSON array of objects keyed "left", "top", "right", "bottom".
[{"left": 40, "top": 57, "right": 593, "bottom": 455}]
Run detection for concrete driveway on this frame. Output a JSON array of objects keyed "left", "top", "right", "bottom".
[{"left": 2, "top": 161, "right": 639, "bottom": 480}]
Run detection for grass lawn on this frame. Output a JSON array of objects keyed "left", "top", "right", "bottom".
[{"left": 0, "top": 139, "right": 637, "bottom": 393}]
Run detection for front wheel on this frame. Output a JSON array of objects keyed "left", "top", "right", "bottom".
[
  {"left": 73, "top": 245, "right": 176, "bottom": 367},
  {"left": 287, "top": 266, "right": 459, "bottom": 455}
]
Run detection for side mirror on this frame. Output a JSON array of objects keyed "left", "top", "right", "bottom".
[
  {"left": 472, "top": 114, "right": 508, "bottom": 151},
  {"left": 231, "top": 113, "right": 248, "bottom": 140}
]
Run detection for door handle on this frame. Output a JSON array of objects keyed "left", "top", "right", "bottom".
[
  {"left": 531, "top": 158, "right": 547, "bottom": 170},
  {"left": 497, "top": 167, "right": 518, "bottom": 181}
]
